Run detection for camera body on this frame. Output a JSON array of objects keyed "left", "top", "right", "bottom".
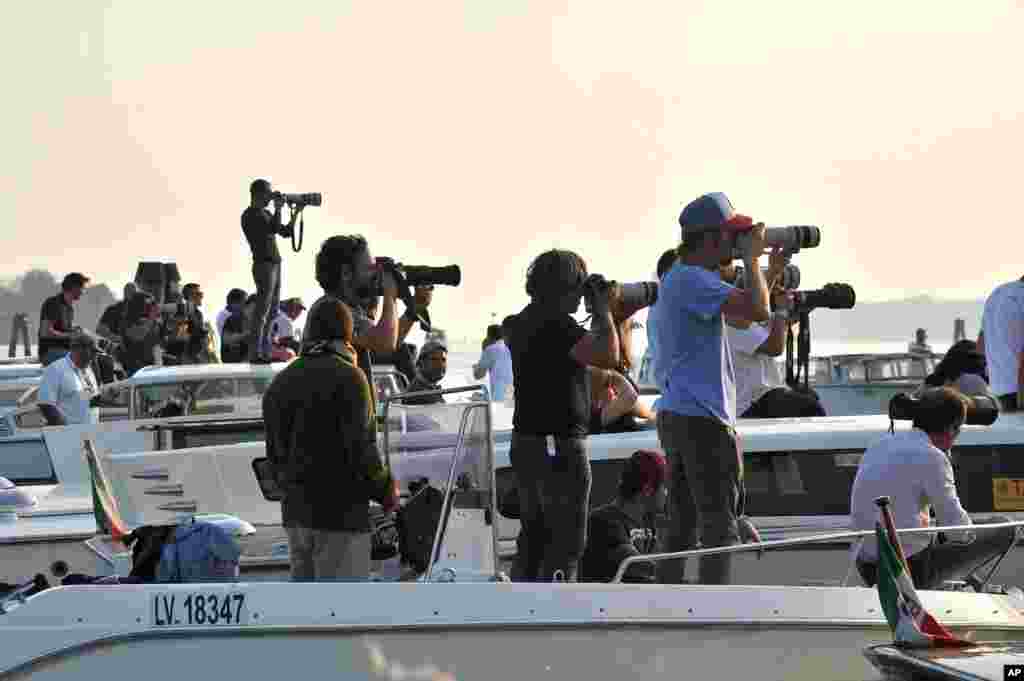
[
  {"left": 274, "top": 192, "right": 322, "bottom": 208},
  {"left": 734, "top": 263, "right": 801, "bottom": 291},
  {"left": 732, "top": 225, "right": 821, "bottom": 262}
]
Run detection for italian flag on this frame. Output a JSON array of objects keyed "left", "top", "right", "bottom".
[
  {"left": 875, "top": 524, "right": 973, "bottom": 648},
  {"left": 83, "top": 440, "right": 129, "bottom": 541}
]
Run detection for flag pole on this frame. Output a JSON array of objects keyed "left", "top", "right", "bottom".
[{"left": 875, "top": 496, "right": 911, "bottom": 575}]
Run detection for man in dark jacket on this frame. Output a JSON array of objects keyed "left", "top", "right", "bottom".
[
  {"left": 579, "top": 450, "right": 667, "bottom": 583},
  {"left": 263, "top": 297, "right": 399, "bottom": 581}
]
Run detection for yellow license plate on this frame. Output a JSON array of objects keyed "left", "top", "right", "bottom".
[{"left": 993, "top": 478, "right": 1024, "bottom": 511}]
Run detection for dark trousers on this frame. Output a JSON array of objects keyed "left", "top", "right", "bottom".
[
  {"left": 249, "top": 261, "right": 281, "bottom": 361},
  {"left": 858, "top": 517, "right": 1018, "bottom": 590},
  {"left": 741, "top": 387, "right": 826, "bottom": 419},
  {"left": 510, "top": 434, "right": 591, "bottom": 582},
  {"left": 656, "top": 411, "right": 742, "bottom": 585},
  {"left": 8, "top": 316, "right": 29, "bottom": 358}
]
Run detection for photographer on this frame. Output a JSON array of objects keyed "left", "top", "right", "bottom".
[
  {"left": 306, "top": 235, "right": 400, "bottom": 390},
  {"left": 162, "top": 282, "right": 207, "bottom": 364},
  {"left": 721, "top": 258, "right": 826, "bottom": 419},
  {"left": 650, "top": 192, "right": 770, "bottom": 585},
  {"left": 120, "top": 292, "right": 166, "bottom": 375},
  {"left": 507, "top": 249, "right": 619, "bottom": 582},
  {"left": 640, "top": 248, "right": 680, "bottom": 387},
  {"left": 242, "top": 179, "right": 302, "bottom": 363},
  {"left": 96, "top": 283, "right": 137, "bottom": 342},
  {"left": 851, "top": 387, "right": 1016, "bottom": 590}
]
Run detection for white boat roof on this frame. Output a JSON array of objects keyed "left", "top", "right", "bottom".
[{"left": 128, "top": 362, "right": 289, "bottom": 384}]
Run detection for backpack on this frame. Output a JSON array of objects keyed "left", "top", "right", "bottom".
[{"left": 156, "top": 521, "right": 242, "bottom": 583}]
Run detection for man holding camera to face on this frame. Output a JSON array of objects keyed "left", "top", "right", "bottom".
[
  {"left": 306, "top": 235, "right": 401, "bottom": 389},
  {"left": 650, "top": 192, "right": 772, "bottom": 585},
  {"left": 242, "top": 179, "right": 303, "bottom": 363},
  {"left": 506, "top": 249, "right": 620, "bottom": 582}
]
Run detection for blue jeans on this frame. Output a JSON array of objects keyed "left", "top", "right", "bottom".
[
  {"left": 656, "top": 410, "right": 742, "bottom": 585},
  {"left": 510, "top": 434, "right": 591, "bottom": 582}
]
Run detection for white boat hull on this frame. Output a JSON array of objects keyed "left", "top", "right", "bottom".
[{"left": 3, "top": 583, "right": 1024, "bottom": 681}]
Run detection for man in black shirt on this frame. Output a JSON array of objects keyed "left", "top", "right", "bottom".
[
  {"left": 579, "top": 450, "right": 667, "bottom": 583},
  {"left": 507, "top": 250, "right": 620, "bottom": 582},
  {"left": 242, "top": 178, "right": 302, "bottom": 363},
  {"left": 38, "top": 272, "right": 90, "bottom": 366},
  {"left": 403, "top": 340, "right": 448, "bottom": 405},
  {"left": 96, "top": 283, "right": 137, "bottom": 342},
  {"left": 221, "top": 294, "right": 253, "bottom": 364}
]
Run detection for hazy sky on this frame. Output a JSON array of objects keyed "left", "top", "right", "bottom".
[{"left": 3, "top": 1, "right": 1022, "bottom": 342}]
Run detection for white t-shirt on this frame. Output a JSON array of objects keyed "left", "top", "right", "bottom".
[
  {"left": 37, "top": 354, "right": 100, "bottom": 425},
  {"left": 476, "top": 340, "right": 513, "bottom": 401},
  {"left": 981, "top": 280, "right": 1024, "bottom": 396},
  {"left": 726, "top": 323, "right": 784, "bottom": 416}
]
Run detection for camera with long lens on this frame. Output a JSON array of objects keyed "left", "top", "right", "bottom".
[
  {"left": 273, "top": 192, "right": 322, "bottom": 208},
  {"left": 889, "top": 391, "right": 999, "bottom": 427},
  {"left": 733, "top": 225, "right": 821, "bottom": 261},
  {"left": 582, "top": 274, "right": 659, "bottom": 318},
  {"left": 371, "top": 258, "right": 462, "bottom": 333},
  {"left": 776, "top": 282, "right": 856, "bottom": 318},
  {"left": 734, "top": 263, "right": 800, "bottom": 290}
]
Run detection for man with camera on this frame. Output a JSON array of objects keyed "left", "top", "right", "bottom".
[
  {"left": 263, "top": 298, "right": 399, "bottom": 581},
  {"left": 650, "top": 192, "right": 773, "bottom": 585},
  {"left": 718, "top": 260, "right": 827, "bottom": 419},
  {"left": 37, "top": 332, "right": 102, "bottom": 426},
  {"left": 242, "top": 179, "right": 303, "bottom": 363},
  {"left": 96, "top": 282, "right": 137, "bottom": 343},
  {"left": 977, "top": 275, "right": 1024, "bottom": 411},
  {"left": 507, "top": 249, "right": 620, "bottom": 582},
  {"left": 306, "top": 235, "right": 401, "bottom": 390},
  {"left": 38, "top": 272, "right": 90, "bottom": 366},
  {"left": 850, "top": 387, "right": 1016, "bottom": 590}
]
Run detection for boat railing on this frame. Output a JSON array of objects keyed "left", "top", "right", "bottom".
[{"left": 610, "top": 520, "right": 1024, "bottom": 584}]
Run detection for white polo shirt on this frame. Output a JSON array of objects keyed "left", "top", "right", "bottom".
[
  {"left": 981, "top": 279, "right": 1024, "bottom": 396},
  {"left": 37, "top": 354, "right": 100, "bottom": 425},
  {"left": 726, "top": 323, "right": 784, "bottom": 416}
]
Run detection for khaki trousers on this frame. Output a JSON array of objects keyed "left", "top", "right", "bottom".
[{"left": 286, "top": 526, "right": 372, "bottom": 582}]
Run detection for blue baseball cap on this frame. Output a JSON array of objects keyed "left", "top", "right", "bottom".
[{"left": 679, "top": 192, "right": 753, "bottom": 239}]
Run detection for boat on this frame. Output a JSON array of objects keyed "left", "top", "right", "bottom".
[
  {"left": 865, "top": 642, "right": 1024, "bottom": 681},
  {"left": 3, "top": 392, "right": 1024, "bottom": 681},
  {"left": 807, "top": 352, "right": 940, "bottom": 416}
]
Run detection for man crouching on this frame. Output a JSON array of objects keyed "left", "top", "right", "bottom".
[{"left": 263, "top": 298, "right": 399, "bottom": 581}]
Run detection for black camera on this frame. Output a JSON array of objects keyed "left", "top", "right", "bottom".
[
  {"left": 889, "top": 392, "right": 999, "bottom": 427},
  {"left": 777, "top": 282, "right": 855, "bottom": 318},
  {"left": 374, "top": 258, "right": 462, "bottom": 291},
  {"left": 273, "top": 192, "right": 322, "bottom": 208},
  {"left": 734, "top": 263, "right": 800, "bottom": 290}
]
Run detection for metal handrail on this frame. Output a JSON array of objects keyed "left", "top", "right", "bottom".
[
  {"left": 610, "top": 520, "right": 1024, "bottom": 583},
  {"left": 380, "top": 384, "right": 486, "bottom": 471}
]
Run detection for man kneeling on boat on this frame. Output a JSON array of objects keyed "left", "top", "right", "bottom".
[
  {"left": 579, "top": 450, "right": 667, "bottom": 583},
  {"left": 850, "top": 387, "right": 1017, "bottom": 590}
]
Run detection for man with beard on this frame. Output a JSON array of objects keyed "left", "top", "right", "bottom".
[
  {"left": 305, "top": 235, "right": 400, "bottom": 392},
  {"left": 402, "top": 340, "right": 448, "bottom": 405}
]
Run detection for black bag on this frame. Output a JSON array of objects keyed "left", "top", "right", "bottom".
[
  {"left": 395, "top": 484, "right": 449, "bottom": 574},
  {"left": 124, "top": 525, "right": 177, "bottom": 580}
]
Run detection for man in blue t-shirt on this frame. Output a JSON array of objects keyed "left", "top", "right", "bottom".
[{"left": 649, "top": 192, "right": 771, "bottom": 585}]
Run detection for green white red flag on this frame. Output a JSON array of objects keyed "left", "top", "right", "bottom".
[
  {"left": 83, "top": 441, "right": 128, "bottom": 541},
  {"left": 874, "top": 523, "right": 973, "bottom": 648}
]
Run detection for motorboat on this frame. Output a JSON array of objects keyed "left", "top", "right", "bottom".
[
  {"left": 805, "top": 352, "right": 940, "bottom": 416},
  {"left": 3, "top": 392, "right": 1024, "bottom": 681}
]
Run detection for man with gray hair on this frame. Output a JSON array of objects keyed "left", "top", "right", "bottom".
[{"left": 37, "top": 332, "right": 101, "bottom": 426}]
